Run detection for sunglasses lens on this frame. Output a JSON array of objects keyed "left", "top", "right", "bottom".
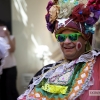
[
  {"left": 57, "top": 34, "right": 66, "bottom": 42},
  {"left": 68, "top": 34, "right": 78, "bottom": 41},
  {"left": 56, "top": 33, "right": 81, "bottom": 42}
]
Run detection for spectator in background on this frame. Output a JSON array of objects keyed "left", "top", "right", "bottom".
[
  {"left": 0, "top": 36, "right": 10, "bottom": 100},
  {"left": 0, "top": 37, "right": 10, "bottom": 75},
  {"left": 0, "top": 20, "right": 19, "bottom": 100}
]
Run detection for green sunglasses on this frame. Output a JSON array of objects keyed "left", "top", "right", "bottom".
[{"left": 55, "top": 33, "right": 81, "bottom": 42}]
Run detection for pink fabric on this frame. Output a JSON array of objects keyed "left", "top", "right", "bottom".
[{"left": 78, "top": 55, "right": 100, "bottom": 100}]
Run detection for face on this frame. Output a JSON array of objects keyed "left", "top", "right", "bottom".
[{"left": 57, "top": 30, "right": 87, "bottom": 60}]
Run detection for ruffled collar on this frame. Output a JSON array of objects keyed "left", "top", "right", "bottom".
[
  {"left": 51, "top": 50, "right": 100, "bottom": 70},
  {"left": 18, "top": 50, "right": 100, "bottom": 100},
  {"left": 76, "top": 50, "right": 100, "bottom": 63}
]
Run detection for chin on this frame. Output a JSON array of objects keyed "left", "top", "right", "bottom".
[
  {"left": 65, "top": 54, "right": 75, "bottom": 58},
  {"left": 63, "top": 52, "right": 77, "bottom": 60},
  {"left": 63, "top": 49, "right": 76, "bottom": 55}
]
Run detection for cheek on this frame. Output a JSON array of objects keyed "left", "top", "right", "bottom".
[
  {"left": 60, "top": 43, "right": 63, "bottom": 48},
  {"left": 76, "top": 42, "right": 82, "bottom": 51}
]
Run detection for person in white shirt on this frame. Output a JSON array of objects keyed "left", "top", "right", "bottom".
[
  {"left": 0, "top": 36, "right": 10, "bottom": 100},
  {"left": 0, "top": 37, "right": 10, "bottom": 75},
  {"left": 0, "top": 20, "right": 19, "bottom": 100}
]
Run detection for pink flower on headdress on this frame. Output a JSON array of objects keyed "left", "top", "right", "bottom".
[
  {"left": 71, "top": 4, "right": 91, "bottom": 22},
  {"left": 87, "top": 0, "right": 100, "bottom": 10}
]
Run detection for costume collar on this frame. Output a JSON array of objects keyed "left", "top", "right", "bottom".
[{"left": 18, "top": 50, "right": 100, "bottom": 100}]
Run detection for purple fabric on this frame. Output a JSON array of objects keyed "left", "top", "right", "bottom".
[
  {"left": 47, "top": 22, "right": 55, "bottom": 33},
  {"left": 86, "top": 7, "right": 100, "bottom": 25},
  {"left": 46, "top": 0, "right": 54, "bottom": 11},
  {"left": 45, "top": 13, "right": 50, "bottom": 23},
  {"left": 45, "top": 0, "right": 55, "bottom": 33},
  {"left": 45, "top": 13, "right": 55, "bottom": 33}
]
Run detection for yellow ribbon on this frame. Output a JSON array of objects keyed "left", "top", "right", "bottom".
[{"left": 42, "top": 83, "right": 68, "bottom": 94}]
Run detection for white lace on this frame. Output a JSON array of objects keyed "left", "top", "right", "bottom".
[
  {"left": 17, "top": 50, "right": 100, "bottom": 100},
  {"left": 73, "top": 58, "right": 95, "bottom": 100}
]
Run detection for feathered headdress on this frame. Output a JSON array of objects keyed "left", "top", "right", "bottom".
[{"left": 45, "top": 0, "right": 100, "bottom": 41}]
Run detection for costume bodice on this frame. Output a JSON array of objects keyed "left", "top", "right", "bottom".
[{"left": 18, "top": 50, "right": 100, "bottom": 100}]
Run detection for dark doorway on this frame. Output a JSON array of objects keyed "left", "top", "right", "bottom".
[{"left": 0, "top": 0, "right": 12, "bottom": 34}]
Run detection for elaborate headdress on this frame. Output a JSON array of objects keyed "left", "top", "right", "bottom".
[{"left": 45, "top": 0, "right": 100, "bottom": 43}]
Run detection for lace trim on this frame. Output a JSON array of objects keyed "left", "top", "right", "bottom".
[
  {"left": 17, "top": 50, "right": 100, "bottom": 100},
  {"left": 20, "top": 58, "right": 95, "bottom": 100},
  {"left": 68, "top": 58, "right": 95, "bottom": 100}
]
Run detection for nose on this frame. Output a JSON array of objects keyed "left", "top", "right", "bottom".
[{"left": 64, "top": 37, "right": 71, "bottom": 43}]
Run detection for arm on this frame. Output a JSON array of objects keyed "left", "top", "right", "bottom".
[{"left": 5, "top": 30, "right": 15, "bottom": 53}]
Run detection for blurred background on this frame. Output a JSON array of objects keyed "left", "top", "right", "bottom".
[
  {"left": 0, "top": 0, "right": 100, "bottom": 96},
  {"left": 0, "top": 0, "right": 64, "bottom": 95}
]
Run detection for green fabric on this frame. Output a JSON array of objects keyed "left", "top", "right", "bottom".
[
  {"left": 35, "top": 62, "right": 86, "bottom": 99},
  {"left": 66, "top": 62, "right": 85, "bottom": 94}
]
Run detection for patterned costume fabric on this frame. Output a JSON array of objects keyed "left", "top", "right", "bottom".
[
  {"left": 18, "top": 0, "right": 100, "bottom": 100},
  {"left": 18, "top": 50, "right": 100, "bottom": 100}
]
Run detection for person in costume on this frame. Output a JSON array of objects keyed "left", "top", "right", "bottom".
[{"left": 18, "top": 0, "right": 100, "bottom": 100}]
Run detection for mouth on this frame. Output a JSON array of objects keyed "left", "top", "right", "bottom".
[{"left": 63, "top": 46, "right": 75, "bottom": 49}]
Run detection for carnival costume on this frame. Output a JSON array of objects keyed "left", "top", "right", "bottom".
[{"left": 18, "top": 0, "right": 100, "bottom": 100}]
